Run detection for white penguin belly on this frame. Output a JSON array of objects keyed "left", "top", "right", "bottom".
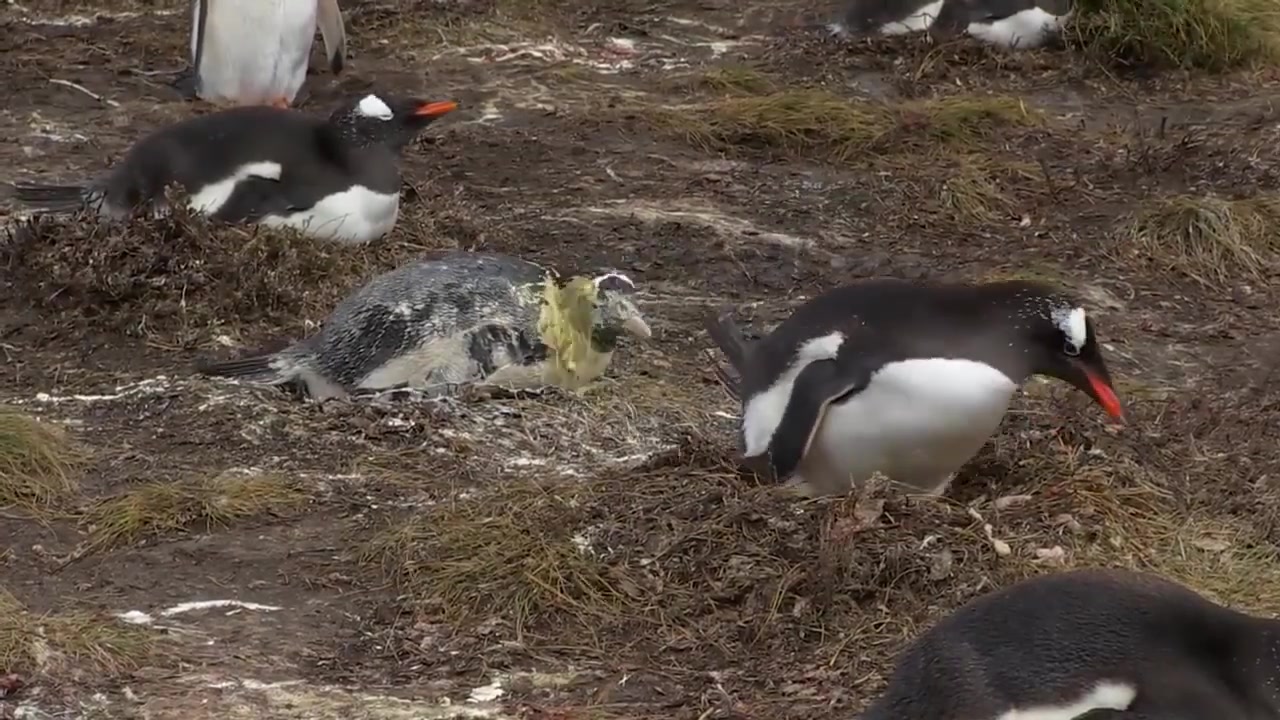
[
  {"left": 967, "top": 8, "right": 1067, "bottom": 49},
  {"left": 197, "top": 0, "right": 317, "bottom": 105},
  {"left": 878, "top": 0, "right": 943, "bottom": 34},
  {"left": 259, "top": 186, "right": 400, "bottom": 244},
  {"left": 797, "top": 358, "right": 1017, "bottom": 495}
]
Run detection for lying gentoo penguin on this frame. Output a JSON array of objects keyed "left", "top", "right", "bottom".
[
  {"left": 949, "top": 0, "right": 1072, "bottom": 49},
  {"left": 183, "top": 0, "right": 347, "bottom": 108},
  {"left": 861, "top": 567, "right": 1278, "bottom": 719},
  {"left": 833, "top": 0, "right": 1070, "bottom": 49},
  {"left": 195, "top": 252, "right": 653, "bottom": 400},
  {"left": 706, "top": 278, "right": 1124, "bottom": 498},
  {"left": 3, "top": 93, "right": 457, "bottom": 244}
]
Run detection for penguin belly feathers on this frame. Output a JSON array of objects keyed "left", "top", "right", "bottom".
[{"left": 191, "top": 0, "right": 347, "bottom": 108}]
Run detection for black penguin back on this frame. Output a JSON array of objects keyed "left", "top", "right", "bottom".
[{"left": 861, "top": 569, "right": 1261, "bottom": 720}]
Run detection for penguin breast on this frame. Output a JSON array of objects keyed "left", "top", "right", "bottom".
[
  {"left": 259, "top": 186, "right": 401, "bottom": 244},
  {"left": 967, "top": 8, "right": 1067, "bottom": 49},
  {"left": 800, "top": 358, "right": 1018, "bottom": 493},
  {"left": 196, "top": 0, "right": 319, "bottom": 105}
]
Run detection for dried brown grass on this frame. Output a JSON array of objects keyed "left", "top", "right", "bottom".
[{"left": 1123, "top": 192, "right": 1280, "bottom": 287}]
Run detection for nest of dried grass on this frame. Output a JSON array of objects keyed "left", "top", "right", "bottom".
[{"left": 1, "top": 201, "right": 416, "bottom": 345}]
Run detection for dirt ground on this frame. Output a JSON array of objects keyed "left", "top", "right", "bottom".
[{"left": 3, "top": 0, "right": 1280, "bottom": 718}]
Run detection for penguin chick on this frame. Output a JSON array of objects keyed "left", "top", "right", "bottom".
[
  {"left": 186, "top": 0, "right": 347, "bottom": 108},
  {"left": 4, "top": 93, "right": 457, "bottom": 244},
  {"left": 195, "top": 252, "right": 653, "bottom": 400}
]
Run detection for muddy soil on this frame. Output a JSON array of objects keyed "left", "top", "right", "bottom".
[{"left": 3, "top": 0, "right": 1280, "bottom": 718}]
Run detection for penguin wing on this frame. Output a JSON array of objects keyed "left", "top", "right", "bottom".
[
  {"left": 316, "top": 0, "right": 346, "bottom": 75},
  {"left": 756, "top": 329, "right": 892, "bottom": 482},
  {"left": 765, "top": 356, "right": 874, "bottom": 481},
  {"left": 212, "top": 175, "right": 306, "bottom": 223}
]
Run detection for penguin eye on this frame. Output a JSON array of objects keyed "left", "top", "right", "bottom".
[{"left": 1063, "top": 340, "right": 1081, "bottom": 357}]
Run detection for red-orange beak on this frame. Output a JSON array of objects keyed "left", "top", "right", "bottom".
[
  {"left": 1082, "top": 367, "right": 1125, "bottom": 422},
  {"left": 413, "top": 100, "right": 459, "bottom": 118}
]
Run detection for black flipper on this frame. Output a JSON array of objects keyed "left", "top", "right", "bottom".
[
  {"left": 766, "top": 354, "right": 873, "bottom": 482},
  {"left": 210, "top": 176, "right": 305, "bottom": 223},
  {"left": 8, "top": 184, "right": 90, "bottom": 214}
]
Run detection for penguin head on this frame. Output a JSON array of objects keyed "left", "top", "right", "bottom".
[
  {"left": 330, "top": 93, "right": 459, "bottom": 151},
  {"left": 587, "top": 272, "right": 651, "bottom": 350},
  {"left": 1005, "top": 286, "right": 1124, "bottom": 423}
]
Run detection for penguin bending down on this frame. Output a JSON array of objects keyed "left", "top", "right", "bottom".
[
  {"left": 834, "top": 0, "right": 1071, "bottom": 50},
  {"left": 861, "top": 567, "right": 1280, "bottom": 719},
  {"left": 185, "top": 0, "right": 347, "bottom": 108},
  {"left": 3, "top": 93, "right": 457, "bottom": 244},
  {"left": 195, "top": 252, "right": 653, "bottom": 400},
  {"left": 706, "top": 278, "right": 1124, "bottom": 498}
]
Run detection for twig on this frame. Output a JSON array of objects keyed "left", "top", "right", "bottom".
[{"left": 47, "top": 78, "right": 120, "bottom": 108}]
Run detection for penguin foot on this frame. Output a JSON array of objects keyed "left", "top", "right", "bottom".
[{"left": 271, "top": 96, "right": 291, "bottom": 109}]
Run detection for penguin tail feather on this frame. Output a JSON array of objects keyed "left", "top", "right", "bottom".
[
  {"left": 704, "top": 307, "right": 748, "bottom": 370},
  {"left": 195, "top": 353, "right": 289, "bottom": 384},
  {"left": 7, "top": 183, "right": 89, "bottom": 213}
]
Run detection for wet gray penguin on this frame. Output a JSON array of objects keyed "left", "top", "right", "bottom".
[
  {"left": 860, "top": 567, "right": 1280, "bottom": 719},
  {"left": 196, "top": 251, "right": 653, "bottom": 400}
]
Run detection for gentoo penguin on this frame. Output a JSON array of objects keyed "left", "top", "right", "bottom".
[
  {"left": 184, "top": 0, "right": 347, "bottom": 108},
  {"left": 3, "top": 93, "right": 457, "bottom": 244},
  {"left": 861, "top": 567, "right": 1280, "bottom": 719},
  {"left": 705, "top": 279, "right": 1124, "bottom": 498},
  {"left": 834, "top": 0, "right": 1071, "bottom": 49},
  {"left": 195, "top": 252, "right": 653, "bottom": 400}
]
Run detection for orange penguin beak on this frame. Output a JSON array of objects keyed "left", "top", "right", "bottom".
[{"left": 413, "top": 100, "right": 459, "bottom": 118}]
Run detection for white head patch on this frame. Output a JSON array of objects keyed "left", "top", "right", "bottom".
[
  {"left": 592, "top": 272, "right": 635, "bottom": 290},
  {"left": 356, "top": 94, "right": 393, "bottom": 121},
  {"left": 1053, "top": 306, "right": 1088, "bottom": 352}
]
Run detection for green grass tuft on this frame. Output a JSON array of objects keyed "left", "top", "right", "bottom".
[
  {"left": 0, "top": 407, "right": 86, "bottom": 511},
  {"left": 82, "top": 471, "right": 305, "bottom": 550},
  {"left": 1072, "top": 0, "right": 1280, "bottom": 71}
]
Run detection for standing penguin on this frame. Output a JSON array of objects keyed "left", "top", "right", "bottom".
[
  {"left": 195, "top": 252, "right": 653, "bottom": 400},
  {"left": 706, "top": 278, "right": 1125, "bottom": 498},
  {"left": 3, "top": 92, "right": 458, "bottom": 244},
  {"left": 185, "top": 0, "right": 347, "bottom": 108},
  {"left": 861, "top": 567, "right": 1280, "bottom": 719}
]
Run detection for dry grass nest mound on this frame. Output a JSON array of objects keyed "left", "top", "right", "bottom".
[
  {"left": 1070, "top": 0, "right": 1280, "bottom": 70},
  {"left": 1, "top": 199, "right": 415, "bottom": 345},
  {"left": 0, "top": 407, "right": 87, "bottom": 512},
  {"left": 649, "top": 91, "right": 1045, "bottom": 160},
  {"left": 1122, "top": 192, "right": 1280, "bottom": 287},
  {"left": 366, "top": 424, "right": 1204, "bottom": 664}
]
